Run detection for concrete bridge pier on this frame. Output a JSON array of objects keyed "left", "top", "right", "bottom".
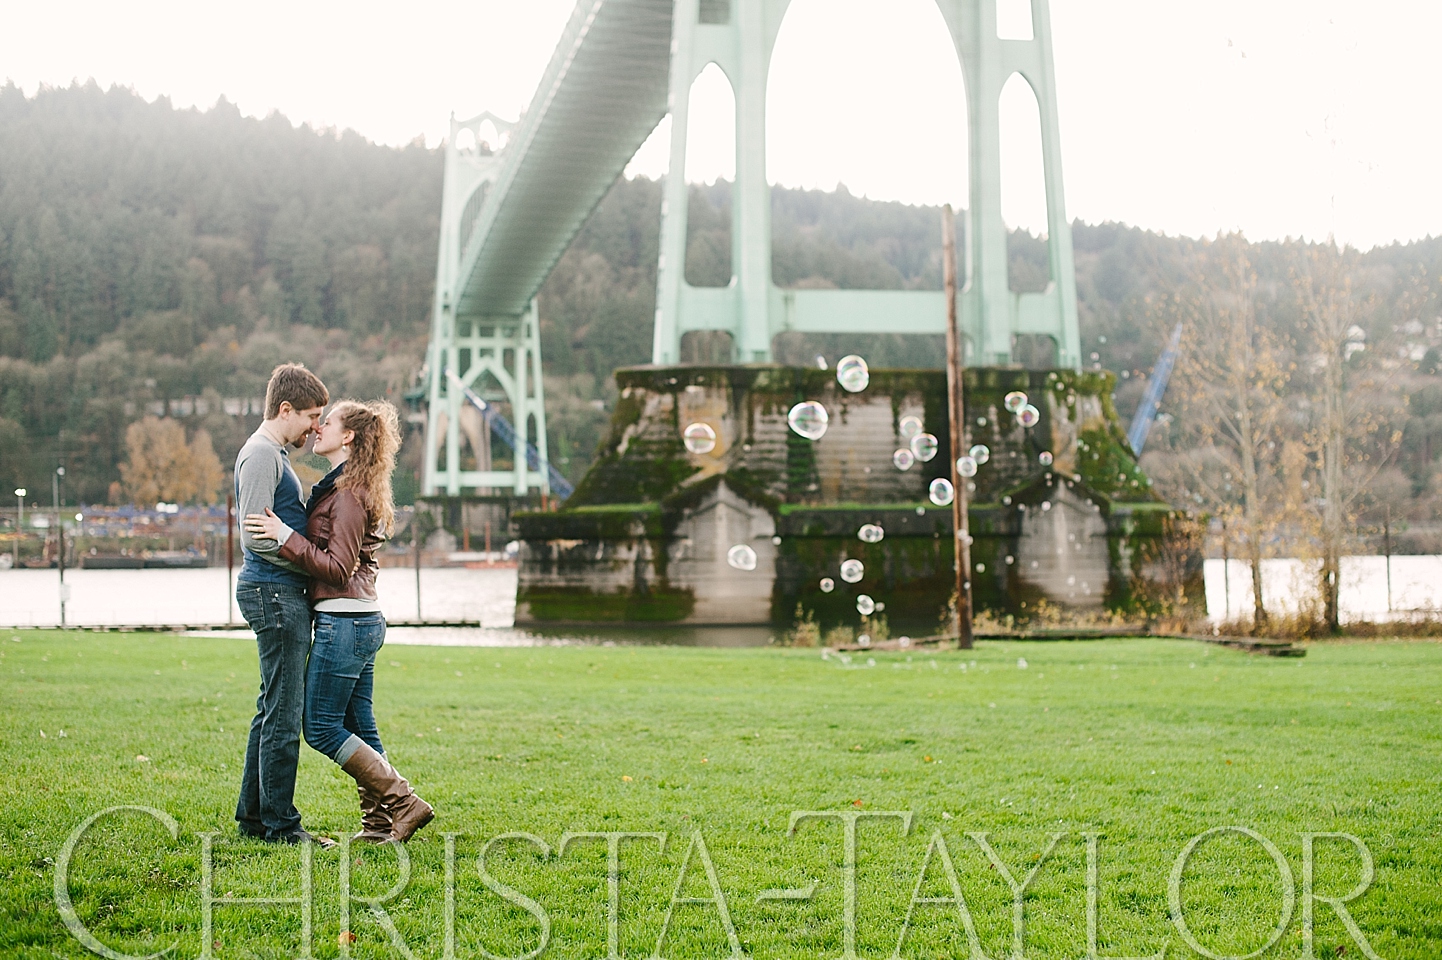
[{"left": 514, "top": 366, "right": 1200, "bottom": 632}]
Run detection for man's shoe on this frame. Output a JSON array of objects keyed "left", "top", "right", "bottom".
[
  {"left": 341, "top": 744, "right": 434, "bottom": 843},
  {"left": 266, "top": 829, "right": 338, "bottom": 849}
]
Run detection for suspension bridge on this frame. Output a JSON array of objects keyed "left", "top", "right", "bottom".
[{"left": 421, "top": 0, "right": 1081, "bottom": 502}]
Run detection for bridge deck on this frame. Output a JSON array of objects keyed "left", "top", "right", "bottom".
[{"left": 456, "top": 0, "right": 672, "bottom": 319}]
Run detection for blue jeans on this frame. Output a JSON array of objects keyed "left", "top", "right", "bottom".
[
  {"left": 303, "top": 612, "right": 386, "bottom": 765},
  {"left": 234, "top": 581, "right": 312, "bottom": 839}
]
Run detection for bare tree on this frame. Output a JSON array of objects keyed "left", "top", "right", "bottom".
[
  {"left": 1292, "top": 242, "right": 1404, "bottom": 632},
  {"left": 1161, "top": 234, "right": 1290, "bottom": 631}
]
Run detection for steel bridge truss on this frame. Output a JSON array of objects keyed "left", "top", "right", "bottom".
[{"left": 423, "top": 113, "right": 554, "bottom": 498}]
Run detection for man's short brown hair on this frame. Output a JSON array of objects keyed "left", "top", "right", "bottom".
[{"left": 264, "top": 363, "right": 329, "bottom": 419}]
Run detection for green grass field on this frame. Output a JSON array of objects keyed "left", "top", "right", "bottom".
[{"left": 2, "top": 630, "right": 1439, "bottom": 959}]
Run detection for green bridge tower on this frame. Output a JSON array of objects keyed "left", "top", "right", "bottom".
[{"left": 653, "top": 0, "right": 1080, "bottom": 368}]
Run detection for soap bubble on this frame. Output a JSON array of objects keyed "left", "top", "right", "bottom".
[
  {"left": 1041, "top": 501, "right": 1052, "bottom": 512},
  {"left": 898, "top": 636, "right": 912, "bottom": 648},
  {"left": 840, "top": 559, "right": 864, "bottom": 583},
  {"left": 815, "top": 354, "right": 828, "bottom": 369},
  {"left": 856, "top": 594, "right": 876, "bottom": 616},
  {"left": 969, "top": 444, "right": 990, "bottom": 464},
  {"left": 682, "top": 422, "right": 716, "bottom": 455},
  {"left": 892, "top": 448, "right": 915, "bottom": 471},
  {"left": 899, "top": 415, "right": 923, "bottom": 439},
  {"left": 911, "top": 433, "right": 939, "bottom": 462},
  {"left": 1039, "top": 451, "right": 1053, "bottom": 466},
  {"left": 836, "top": 355, "right": 870, "bottom": 392},
  {"left": 857, "top": 635, "right": 871, "bottom": 647},
  {"left": 726, "top": 544, "right": 757, "bottom": 570},
  {"left": 956, "top": 456, "right": 978, "bottom": 478},
  {"left": 858, "top": 524, "right": 885, "bottom": 543},
  {"left": 1017, "top": 404, "right": 1040, "bottom": 428},
  {"left": 787, "top": 401, "right": 829, "bottom": 440},
  {"left": 820, "top": 577, "right": 835, "bottom": 593},
  {"left": 929, "top": 478, "right": 954, "bottom": 506},
  {"left": 1004, "top": 391, "right": 1028, "bottom": 413}
]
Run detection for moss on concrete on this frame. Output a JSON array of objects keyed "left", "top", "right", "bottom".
[
  {"left": 523, "top": 365, "right": 1193, "bottom": 627},
  {"left": 518, "top": 584, "right": 696, "bottom": 623}
]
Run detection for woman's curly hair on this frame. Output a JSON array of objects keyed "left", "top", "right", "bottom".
[{"left": 331, "top": 399, "right": 401, "bottom": 537}]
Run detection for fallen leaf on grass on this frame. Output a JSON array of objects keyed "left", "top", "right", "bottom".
[
  {"left": 339, "top": 931, "right": 357, "bottom": 945},
  {"left": 136, "top": 755, "right": 150, "bottom": 762},
  {"left": 621, "top": 776, "right": 632, "bottom": 782}
]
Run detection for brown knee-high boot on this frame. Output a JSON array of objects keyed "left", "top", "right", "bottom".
[
  {"left": 341, "top": 743, "right": 434, "bottom": 842},
  {"left": 355, "top": 781, "right": 392, "bottom": 843}
]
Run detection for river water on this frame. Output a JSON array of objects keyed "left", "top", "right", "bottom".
[
  {"left": 0, "top": 567, "right": 515, "bottom": 629},
  {"left": 0, "top": 567, "right": 771, "bottom": 646},
  {"left": 1202, "top": 555, "right": 1442, "bottom": 622},
  {"left": 0, "top": 557, "right": 1436, "bottom": 643}
]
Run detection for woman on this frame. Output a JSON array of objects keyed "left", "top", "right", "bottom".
[{"left": 245, "top": 399, "right": 433, "bottom": 843}]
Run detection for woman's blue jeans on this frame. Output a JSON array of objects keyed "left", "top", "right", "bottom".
[{"left": 303, "top": 612, "right": 387, "bottom": 765}]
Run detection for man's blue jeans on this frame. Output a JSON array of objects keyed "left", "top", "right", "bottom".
[
  {"left": 235, "top": 581, "right": 312, "bottom": 840},
  {"left": 303, "top": 612, "right": 386, "bottom": 765}
]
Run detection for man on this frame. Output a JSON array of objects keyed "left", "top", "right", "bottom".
[{"left": 233, "top": 363, "right": 331, "bottom": 845}]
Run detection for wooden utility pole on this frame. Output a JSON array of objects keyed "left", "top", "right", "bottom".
[{"left": 943, "top": 205, "right": 973, "bottom": 648}]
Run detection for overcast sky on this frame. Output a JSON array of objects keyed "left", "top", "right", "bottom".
[{"left": 3, "top": 0, "right": 1437, "bottom": 249}]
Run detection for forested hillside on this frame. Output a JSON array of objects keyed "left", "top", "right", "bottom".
[
  {"left": 0, "top": 82, "right": 438, "bottom": 500},
  {"left": 2, "top": 82, "right": 1441, "bottom": 553}
]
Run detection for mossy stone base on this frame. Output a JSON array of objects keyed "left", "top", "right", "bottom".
[{"left": 516, "top": 366, "right": 1200, "bottom": 627}]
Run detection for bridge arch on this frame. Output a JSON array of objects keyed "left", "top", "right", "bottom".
[
  {"left": 999, "top": 71, "right": 1052, "bottom": 292},
  {"left": 683, "top": 62, "right": 739, "bottom": 289},
  {"left": 765, "top": 0, "right": 969, "bottom": 281}
]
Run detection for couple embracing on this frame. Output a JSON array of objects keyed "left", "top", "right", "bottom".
[{"left": 232, "top": 363, "right": 433, "bottom": 847}]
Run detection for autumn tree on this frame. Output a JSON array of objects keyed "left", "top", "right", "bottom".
[{"left": 119, "top": 417, "right": 225, "bottom": 506}]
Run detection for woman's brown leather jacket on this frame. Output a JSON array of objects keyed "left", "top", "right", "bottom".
[{"left": 277, "top": 471, "right": 382, "bottom": 603}]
